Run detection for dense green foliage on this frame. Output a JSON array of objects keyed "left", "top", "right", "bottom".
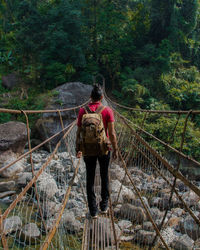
[
  {"left": 0, "top": 0, "right": 199, "bottom": 107},
  {"left": 0, "top": 0, "right": 200, "bottom": 159}
]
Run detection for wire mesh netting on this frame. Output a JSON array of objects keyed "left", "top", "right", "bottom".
[
  {"left": 108, "top": 109, "right": 200, "bottom": 249},
  {"left": 0, "top": 122, "right": 88, "bottom": 249}
]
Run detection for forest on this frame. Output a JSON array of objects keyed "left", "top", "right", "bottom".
[{"left": 0, "top": 0, "right": 200, "bottom": 159}]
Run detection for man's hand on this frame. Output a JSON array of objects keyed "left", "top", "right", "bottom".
[
  {"left": 112, "top": 149, "right": 118, "bottom": 160},
  {"left": 76, "top": 151, "right": 82, "bottom": 158}
]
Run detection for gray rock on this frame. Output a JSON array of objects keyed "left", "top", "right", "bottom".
[
  {"left": 0, "top": 181, "right": 15, "bottom": 192},
  {"left": 71, "top": 207, "right": 87, "bottom": 217},
  {"left": 68, "top": 173, "right": 79, "bottom": 186},
  {"left": 45, "top": 216, "right": 57, "bottom": 231},
  {"left": 20, "top": 223, "right": 40, "bottom": 244},
  {"left": 2, "top": 73, "right": 19, "bottom": 89},
  {"left": 130, "top": 176, "right": 141, "bottom": 186},
  {"left": 48, "top": 160, "right": 65, "bottom": 173},
  {"left": 118, "top": 220, "right": 132, "bottom": 230},
  {"left": 194, "top": 238, "right": 200, "bottom": 249},
  {"left": 158, "top": 188, "right": 171, "bottom": 198},
  {"left": 57, "top": 152, "right": 70, "bottom": 161},
  {"left": 135, "top": 225, "right": 142, "bottom": 231},
  {"left": 111, "top": 180, "right": 135, "bottom": 203},
  {"left": 171, "top": 234, "right": 194, "bottom": 250},
  {"left": 130, "top": 168, "right": 147, "bottom": 179},
  {"left": 179, "top": 215, "right": 200, "bottom": 240},
  {"left": 65, "top": 199, "right": 85, "bottom": 210},
  {"left": 134, "top": 230, "right": 156, "bottom": 245},
  {"left": 0, "top": 150, "right": 25, "bottom": 177},
  {"left": 25, "top": 163, "right": 42, "bottom": 172},
  {"left": 31, "top": 153, "right": 44, "bottom": 163},
  {"left": 123, "top": 228, "right": 135, "bottom": 234},
  {"left": 0, "top": 122, "right": 27, "bottom": 153},
  {"left": 55, "top": 189, "right": 66, "bottom": 201},
  {"left": 141, "top": 182, "right": 160, "bottom": 193},
  {"left": 113, "top": 204, "right": 122, "bottom": 216},
  {"left": 143, "top": 222, "right": 154, "bottom": 232},
  {"left": 171, "top": 207, "right": 186, "bottom": 217},
  {"left": 154, "top": 177, "right": 168, "bottom": 189},
  {"left": 42, "top": 201, "right": 62, "bottom": 218},
  {"left": 176, "top": 179, "right": 189, "bottom": 192},
  {"left": 16, "top": 172, "right": 33, "bottom": 187},
  {"left": 129, "top": 197, "right": 150, "bottom": 211},
  {"left": 150, "top": 196, "right": 175, "bottom": 210},
  {"left": 182, "top": 191, "right": 200, "bottom": 207},
  {"left": 109, "top": 165, "right": 125, "bottom": 182},
  {"left": 60, "top": 210, "right": 83, "bottom": 233},
  {"left": 118, "top": 203, "right": 147, "bottom": 224},
  {"left": 3, "top": 216, "right": 22, "bottom": 234},
  {"left": 150, "top": 197, "right": 162, "bottom": 208},
  {"left": 167, "top": 216, "right": 182, "bottom": 229},
  {"left": 149, "top": 207, "right": 164, "bottom": 221},
  {"left": 35, "top": 82, "right": 92, "bottom": 149},
  {"left": 37, "top": 172, "right": 59, "bottom": 200},
  {"left": 120, "top": 235, "right": 134, "bottom": 242},
  {"left": 159, "top": 227, "right": 180, "bottom": 248},
  {"left": 0, "top": 190, "right": 16, "bottom": 199}
]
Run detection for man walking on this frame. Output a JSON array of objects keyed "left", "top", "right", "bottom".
[{"left": 76, "top": 84, "right": 118, "bottom": 218}]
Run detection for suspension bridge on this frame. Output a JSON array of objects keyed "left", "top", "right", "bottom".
[{"left": 0, "top": 81, "right": 200, "bottom": 250}]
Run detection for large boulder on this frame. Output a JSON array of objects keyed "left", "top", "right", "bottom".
[
  {"left": 118, "top": 220, "right": 132, "bottom": 231},
  {"left": 0, "top": 150, "right": 25, "bottom": 177},
  {"left": 0, "top": 122, "right": 27, "bottom": 153},
  {"left": 20, "top": 223, "right": 41, "bottom": 244},
  {"left": 41, "top": 201, "right": 62, "bottom": 218},
  {"left": 182, "top": 191, "right": 200, "bottom": 207},
  {"left": 37, "top": 172, "right": 59, "bottom": 200},
  {"left": 133, "top": 230, "right": 156, "bottom": 246},
  {"left": 16, "top": 172, "right": 33, "bottom": 187},
  {"left": 179, "top": 215, "right": 200, "bottom": 240},
  {"left": 171, "top": 234, "right": 194, "bottom": 250},
  {"left": 59, "top": 210, "right": 83, "bottom": 233},
  {"left": 0, "top": 181, "right": 15, "bottom": 192},
  {"left": 118, "top": 203, "right": 147, "bottom": 224},
  {"left": 0, "top": 190, "right": 16, "bottom": 198},
  {"left": 2, "top": 73, "right": 19, "bottom": 89},
  {"left": 3, "top": 216, "right": 22, "bottom": 234},
  {"left": 159, "top": 227, "right": 179, "bottom": 248},
  {"left": 35, "top": 82, "right": 93, "bottom": 149},
  {"left": 111, "top": 180, "right": 135, "bottom": 203}
]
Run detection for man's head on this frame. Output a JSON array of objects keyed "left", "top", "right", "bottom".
[{"left": 91, "top": 84, "right": 103, "bottom": 102}]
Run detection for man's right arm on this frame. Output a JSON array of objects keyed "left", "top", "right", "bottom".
[{"left": 108, "top": 122, "right": 118, "bottom": 159}]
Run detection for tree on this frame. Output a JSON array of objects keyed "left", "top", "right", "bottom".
[
  {"left": 7, "top": 0, "right": 87, "bottom": 87},
  {"left": 149, "top": 0, "right": 175, "bottom": 44}
]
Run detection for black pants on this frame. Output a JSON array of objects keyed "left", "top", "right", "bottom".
[{"left": 84, "top": 153, "right": 110, "bottom": 216}]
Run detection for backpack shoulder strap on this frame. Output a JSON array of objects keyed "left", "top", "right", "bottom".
[
  {"left": 84, "top": 106, "right": 94, "bottom": 114},
  {"left": 95, "top": 104, "right": 105, "bottom": 114}
]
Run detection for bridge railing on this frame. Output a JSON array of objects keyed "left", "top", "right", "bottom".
[
  {"left": 0, "top": 103, "right": 88, "bottom": 249},
  {"left": 107, "top": 101, "right": 200, "bottom": 249}
]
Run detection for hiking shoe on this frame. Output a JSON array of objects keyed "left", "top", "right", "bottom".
[
  {"left": 90, "top": 211, "right": 98, "bottom": 219},
  {"left": 91, "top": 214, "right": 98, "bottom": 219},
  {"left": 100, "top": 207, "right": 109, "bottom": 214}
]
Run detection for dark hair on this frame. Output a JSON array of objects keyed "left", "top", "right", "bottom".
[{"left": 91, "top": 84, "right": 103, "bottom": 101}]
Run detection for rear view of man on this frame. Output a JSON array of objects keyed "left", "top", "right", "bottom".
[{"left": 76, "top": 84, "right": 118, "bottom": 218}]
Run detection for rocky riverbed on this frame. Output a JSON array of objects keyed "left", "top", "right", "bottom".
[{"left": 0, "top": 149, "right": 200, "bottom": 249}]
